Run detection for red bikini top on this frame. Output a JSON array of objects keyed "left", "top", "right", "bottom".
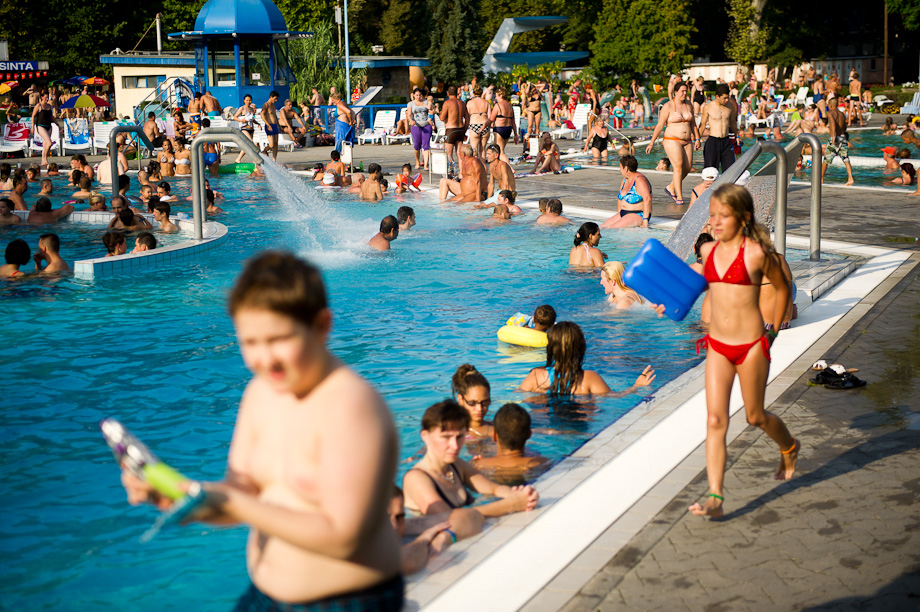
[{"left": 703, "top": 238, "right": 753, "bottom": 285}]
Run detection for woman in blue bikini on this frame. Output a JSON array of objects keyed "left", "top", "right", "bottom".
[{"left": 601, "top": 155, "right": 651, "bottom": 229}]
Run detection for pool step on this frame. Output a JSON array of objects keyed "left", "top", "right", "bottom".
[{"left": 790, "top": 256, "right": 864, "bottom": 302}]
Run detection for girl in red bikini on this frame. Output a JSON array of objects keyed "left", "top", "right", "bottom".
[{"left": 689, "top": 184, "right": 799, "bottom": 518}]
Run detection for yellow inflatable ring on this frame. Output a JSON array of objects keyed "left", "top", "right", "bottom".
[{"left": 497, "top": 325, "right": 547, "bottom": 348}]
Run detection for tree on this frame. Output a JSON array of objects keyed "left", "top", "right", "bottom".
[
  {"left": 380, "top": 0, "right": 429, "bottom": 56},
  {"left": 591, "top": 0, "right": 695, "bottom": 86},
  {"left": 887, "top": 0, "right": 920, "bottom": 31},
  {"left": 426, "top": 0, "right": 484, "bottom": 85},
  {"left": 287, "top": 20, "right": 367, "bottom": 103},
  {"left": 725, "top": 0, "right": 769, "bottom": 73}
]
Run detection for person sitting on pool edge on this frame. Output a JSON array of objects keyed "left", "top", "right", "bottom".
[
  {"left": 519, "top": 321, "right": 655, "bottom": 395},
  {"left": 369, "top": 215, "right": 399, "bottom": 251},
  {"left": 402, "top": 399, "right": 539, "bottom": 519},
  {"left": 33, "top": 233, "right": 70, "bottom": 274},
  {"left": 387, "top": 485, "right": 484, "bottom": 575},
  {"left": 27, "top": 197, "right": 74, "bottom": 225},
  {"left": 102, "top": 231, "right": 126, "bottom": 257},
  {"left": 154, "top": 202, "right": 179, "bottom": 233},
  {"left": 132, "top": 232, "right": 157, "bottom": 253},
  {"left": 536, "top": 198, "right": 571, "bottom": 225},
  {"left": 438, "top": 144, "right": 487, "bottom": 204},
  {"left": 472, "top": 403, "right": 549, "bottom": 486},
  {"left": 397, "top": 206, "right": 416, "bottom": 231}
]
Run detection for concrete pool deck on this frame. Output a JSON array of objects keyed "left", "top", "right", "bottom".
[{"left": 13, "top": 115, "right": 920, "bottom": 609}]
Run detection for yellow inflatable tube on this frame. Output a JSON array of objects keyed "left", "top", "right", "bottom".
[{"left": 496, "top": 325, "right": 547, "bottom": 348}]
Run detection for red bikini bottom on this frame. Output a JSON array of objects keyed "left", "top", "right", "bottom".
[{"left": 697, "top": 334, "right": 770, "bottom": 366}]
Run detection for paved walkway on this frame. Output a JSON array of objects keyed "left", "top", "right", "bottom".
[{"left": 560, "top": 254, "right": 920, "bottom": 611}]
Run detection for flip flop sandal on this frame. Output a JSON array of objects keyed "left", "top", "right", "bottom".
[
  {"left": 824, "top": 373, "right": 867, "bottom": 389},
  {"left": 664, "top": 187, "right": 677, "bottom": 202},
  {"left": 675, "top": 199, "right": 685, "bottom": 205}
]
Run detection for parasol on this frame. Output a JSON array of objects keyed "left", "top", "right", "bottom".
[
  {"left": 0, "top": 80, "right": 19, "bottom": 95},
  {"left": 59, "top": 94, "right": 111, "bottom": 109}
]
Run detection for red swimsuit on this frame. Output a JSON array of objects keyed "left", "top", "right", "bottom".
[{"left": 697, "top": 239, "right": 770, "bottom": 365}]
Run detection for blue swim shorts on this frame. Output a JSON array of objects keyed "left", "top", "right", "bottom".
[{"left": 265, "top": 123, "right": 280, "bottom": 136}]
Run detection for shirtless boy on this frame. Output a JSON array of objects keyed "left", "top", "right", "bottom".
[
  {"left": 536, "top": 198, "right": 571, "bottom": 225},
  {"left": 485, "top": 144, "right": 515, "bottom": 198},
  {"left": 360, "top": 165, "right": 385, "bottom": 202},
  {"left": 822, "top": 95, "right": 855, "bottom": 186},
  {"left": 31, "top": 233, "right": 70, "bottom": 274},
  {"left": 439, "top": 86, "right": 469, "bottom": 167},
  {"left": 700, "top": 84, "right": 739, "bottom": 172},
  {"left": 261, "top": 91, "right": 281, "bottom": 161},
  {"left": 472, "top": 403, "right": 549, "bottom": 485},
  {"left": 369, "top": 215, "right": 399, "bottom": 251},
  {"left": 280, "top": 99, "right": 307, "bottom": 146},
  {"left": 120, "top": 252, "right": 403, "bottom": 610},
  {"left": 0, "top": 198, "right": 21, "bottom": 226},
  {"left": 438, "top": 144, "right": 487, "bottom": 203},
  {"left": 154, "top": 202, "right": 179, "bottom": 233}
]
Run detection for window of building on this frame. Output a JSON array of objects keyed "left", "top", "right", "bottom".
[{"left": 122, "top": 75, "right": 166, "bottom": 89}]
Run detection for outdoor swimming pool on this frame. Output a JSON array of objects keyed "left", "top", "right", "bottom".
[{"left": 1, "top": 168, "right": 710, "bottom": 610}]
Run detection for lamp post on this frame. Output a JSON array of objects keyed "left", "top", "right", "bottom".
[{"left": 344, "top": 0, "right": 351, "bottom": 101}]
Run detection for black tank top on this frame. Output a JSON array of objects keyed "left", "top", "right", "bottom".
[{"left": 35, "top": 107, "right": 53, "bottom": 126}]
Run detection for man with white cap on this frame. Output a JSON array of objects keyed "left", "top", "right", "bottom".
[{"left": 689, "top": 167, "right": 719, "bottom": 204}]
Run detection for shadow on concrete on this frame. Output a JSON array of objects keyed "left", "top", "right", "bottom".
[
  {"left": 721, "top": 428, "right": 920, "bottom": 521},
  {"left": 799, "top": 567, "right": 920, "bottom": 610}
]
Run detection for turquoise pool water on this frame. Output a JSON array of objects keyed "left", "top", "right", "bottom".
[{"left": 1, "top": 170, "right": 711, "bottom": 610}]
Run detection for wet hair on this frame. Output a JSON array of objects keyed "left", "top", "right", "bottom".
[
  {"left": 157, "top": 181, "right": 171, "bottom": 194},
  {"left": 119, "top": 208, "right": 136, "bottom": 226},
  {"left": 573, "top": 222, "right": 599, "bottom": 246},
  {"left": 367, "top": 162, "right": 381, "bottom": 175},
  {"left": 716, "top": 84, "right": 730, "bottom": 97},
  {"left": 538, "top": 197, "right": 549, "bottom": 213},
  {"left": 401, "top": 163, "right": 412, "bottom": 173},
  {"left": 380, "top": 178, "right": 389, "bottom": 190},
  {"left": 78, "top": 177, "right": 92, "bottom": 191},
  {"left": 5, "top": 238, "right": 30, "bottom": 265},
  {"left": 34, "top": 197, "right": 52, "bottom": 212},
  {"left": 135, "top": 232, "right": 157, "bottom": 250},
  {"left": 533, "top": 304, "right": 557, "bottom": 329},
  {"left": 619, "top": 155, "right": 638, "bottom": 173},
  {"left": 118, "top": 174, "right": 130, "bottom": 192},
  {"left": 711, "top": 184, "right": 778, "bottom": 273},
  {"left": 548, "top": 198, "right": 563, "bottom": 215},
  {"left": 694, "top": 232, "right": 714, "bottom": 260},
  {"left": 39, "top": 233, "right": 60, "bottom": 253},
  {"left": 228, "top": 251, "right": 328, "bottom": 327},
  {"left": 452, "top": 363, "right": 491, "bottom": 397},
  {"left": 902, "top": 163, "right": 917, "bottom": 183},
  {"left": 330, "top": 150, "right": 341, "bottom": 161},
  {"left": 146, "top": 195, "right": 160, "bottom": 212},
  {"left": 396, "top": 206, "right": 414, "bottom": 224},
  {"left": 493, "top": 403, "right": 531, "bottom": 451},
  {"left": 380, "top": 215, "right": 399, "bottom": 234},
  {"left": 154, "top": 202, "right": 171, "bottom": 217},
  {"left": 421, "top": 399, "right": 471, "bottom": 432},
  {"left": 493, "top": 204, "right": 510, "bottom": 219},
  {"left": 102, "top": 231, "right": 125, "bottom": 254},
  {"left": 498, "top": 189, "right": 516, "bottom": 204},
  {"left": 658, "top": 157, "right": 671, "bottom": 170},
  {"left": 601, "top": 261, "right": 643, "bottom": 302},
  {"left": 206, "top": 189, "right": 216, "bottom": 204},
  {"left": 40, "top": 178, "right": 52, "bottom": 190},
  {"left": 545, "top": 321, "right": 587, "bottom": 395}
]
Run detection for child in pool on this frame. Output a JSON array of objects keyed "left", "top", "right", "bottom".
[
  {"left": 506, "top": 304, "right": 557, "bottom": 332},
  {"left": 471, "top": 403, "right": 549, "bottom": 486}
]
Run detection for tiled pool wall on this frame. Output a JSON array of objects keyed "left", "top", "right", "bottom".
[{"left": 10, "top": 209, "right": 228, "bottom": 279}]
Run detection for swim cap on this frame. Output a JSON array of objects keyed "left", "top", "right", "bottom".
[
  {"left": 322, "top": 173, "right": 335, "bottom": 185},
  {"left": 702, "top": 167, "right": 719, "bottom": 180}
]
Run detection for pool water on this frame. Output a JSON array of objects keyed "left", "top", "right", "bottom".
[{"left": 0, "top": 169, "right": 709, "bottom": 610}]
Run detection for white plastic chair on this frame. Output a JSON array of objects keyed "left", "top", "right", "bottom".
[
  {"left": 358, "top": 110, "right": 396, "bottom": 145},
  {"left": 0, "top": 122, "right": 31, "bottom": 157},
  {"left": 432, "top": 115, "right": 446, "bottom": 143},
  {"left": 30, "top": 123, "right": 61, "bottom": 157},
  {"left": 61, "top": 119, "right": 92, "bottom": 155},
  {"left": 387, "top": 108, "right": 411, "bottom": 145},
  {"left": 552, "top": 104, "right": 590, "bottom": 140}
]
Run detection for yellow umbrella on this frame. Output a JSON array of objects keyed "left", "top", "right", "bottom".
[{"left": 0, "top": 80, "right": 19, "bottom": 95}]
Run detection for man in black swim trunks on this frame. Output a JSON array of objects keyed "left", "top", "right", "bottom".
[{"left": 439, "top": 86, "right": 469, "bottom": 169}]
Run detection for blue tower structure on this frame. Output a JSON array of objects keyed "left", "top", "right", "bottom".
[{"left": 168, "top": 0, "right": 311, "bottom": 110}]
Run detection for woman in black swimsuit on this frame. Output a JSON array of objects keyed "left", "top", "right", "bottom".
[
  {"left": 488, "top": 89, "right": 519, "bottom": 163},
  {"left": 402, "top": 400, "right": 539, "bottom": 517},
  {"left": 30, "top": 92, "right": 56, "bottom": 167},
  {"left": 520, "top": 79, "right": 543, "bottom": 139}
]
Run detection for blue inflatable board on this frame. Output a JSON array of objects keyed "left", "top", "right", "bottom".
[{"left": 623, "top": 239, "right": 707, "bottom": 321}]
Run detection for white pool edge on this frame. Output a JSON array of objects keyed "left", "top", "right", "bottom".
[{"left": 405, "top": 240, "right": 912, "bottom": 610}]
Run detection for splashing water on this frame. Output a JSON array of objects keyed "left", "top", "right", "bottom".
[{"left": 257, "top": 157, "right": 377, "bottom": 261}]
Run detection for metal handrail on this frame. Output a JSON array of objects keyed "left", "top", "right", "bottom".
[
  {"left": 132, "top": 76, "right": 191, "bottom": 122},
  {"left": 190, "top": 128, "right": 263, "bottom": 240},
  {"left": 108, "top": 126, "right": 154, "bottom": 190},
  {"left": 796, "top": 133, "right": 823, "bottom": 260}
]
